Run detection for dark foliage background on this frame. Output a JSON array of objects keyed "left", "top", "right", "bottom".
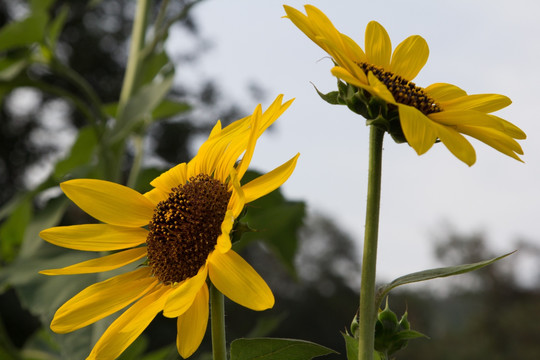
[{"left": 1, "top": 1, "right": 539, "bottom": 359}]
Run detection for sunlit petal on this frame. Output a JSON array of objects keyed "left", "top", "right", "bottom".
[
  {"left": 40, "top": 224, "right": 148, "bottom": 251},
  {"left": 424, "top": 83, "right": 467, "bottom": 102},
  {"left": 51, "top": 267, "right": 155, "bottom": 333},
  {"left": 365, "top": 21, "right": 391, "bottom": 67},
  {"left": 367, "top": 72, "right": 396, "bottom": 104},
  {"left": 242, "top": 153, "right": 300, "bottom": 203},
  {"left": 398, "top": 104, "right": 438, "bottom": 155},
  {"left": 208, "top": 250, "right": 274, "bottom": 311},
  {"left": 60, "top": 179, "right": 154, "bottom": 226},
  {"left": 216, "top": 211, "right": 234, "bottom": 253},
  {"left": 390, "top": 35, "right": 429, "bottom": 80},
  {"left": 163, "top": 265, "right": 208, "bottom": 318},
  {"left": 150, "top": 163, "right": 187, "bottom": 193},
  {"left": 431, "top": 122, "right": 476, "bottom": 166},
  {"left": 87, "top": 285, "right": 172, "bottom": 360},
  {"left": 176, "top": 285, "right": 209, "bottom": 359},
  {"left": 40, "top": 247, "right": 147, "bottom": 275},
  {"left": 236, "top": 105, "right": 261, "bottom": 180},
  {"left": 441, "top": 94, "right": 512, "bottom": 113}
]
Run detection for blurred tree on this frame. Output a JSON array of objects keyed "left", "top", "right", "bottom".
[{"left": 393, "top": 232, "right": 540, "bottom": 360}]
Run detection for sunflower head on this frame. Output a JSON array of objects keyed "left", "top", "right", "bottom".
[
  {"left": 39, "top": 95, "right": 300, "bottom": 359},
  {"left": 285, "top": 4, "right": 526, "bottom": 165}
]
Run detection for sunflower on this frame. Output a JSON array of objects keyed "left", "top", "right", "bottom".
[
  {"left": 284, "top": 5, "right": 525, "bottom": 166},
  {"left": 39, "top": 95, "right": 299, "bottom": 359}
]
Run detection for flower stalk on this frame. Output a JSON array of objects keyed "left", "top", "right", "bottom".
[
  {"left": 358, "top": 125, "right": 385, "bottom": 360},
  {"left": 211, "top": 284, "right": 227, "bottom": 360}
]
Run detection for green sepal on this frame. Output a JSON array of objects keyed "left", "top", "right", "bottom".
[
  {"left": 313, "top": 84, "right": 340, "bottom": 105},
  {"left": 374, "top": 300, "right": 428, "bottom": 357}
]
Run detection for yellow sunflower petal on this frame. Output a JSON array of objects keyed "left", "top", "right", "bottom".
[
  {"left": 398, "top": 104, "right": 438, "bottom": 155},
  {"left": 367, "top": 72, "right": 397, "bottom": 104},
  {"left": 228, "top": 168, "right": 246, "bottom": 218},
  {"left": 331, "top": 66, "right": 368, "bottom": 89},
  {"left": 235, "top": 104, "right": 261, "bottom": 180},
  {"left": 176, "top": 285, "right": 209, "bottom": 359},
  {"left": 257, "top": 95, "right": 293, "bottom": 138},
  {"left": 457, "top": 125, "right": 524, "bottom": 161},
  {"left": 163, "top": 265, "right": 208, "bottom": 318},
  {"left": 51, "top": 267, "right": 155, "bottom": 334},
  {"left": 283, "top": 5, "right": 321, "bottom": 48},
  {"left": 440, "top": 94, "right": 512, "bottom": 113},
  {"left": 150, "top": 163, "right": 187, "bottom": 193},
  {"left": 340, "top": 32, "right": 367, "bottom": 63},
  {"left": 390, "top": 35, "right": 429, "bottom": 81},
  {"left": 208, "top": 250, "right": 274, "bottom": 311},
  {"left": 365, "top": 21, "right": 391, "bottom": 68},
  {"left": 87, "top": 285, "right": 172, "bottom": 360},
  {"left": 60, "top": 179, "right": 154, "bottom": 226},
  {"left": 242, "top": 153, "right": 300, "bottom": 204},
  {"left": 215, "top": 210, "right": 234, "bottom": 254},
  {"left": 429, "top": 110, "right": 507, "bottom": 131},
  {"left": 40, "top": 247, "right": 147, "bottom": 275},
  {"left": 40, "top": 224, "right": 148, "bottom": 251},
  {"left": 431, "top": 122, "right": 476, "bottom": 166},
  {"left": 424, "top": 83, "right": 467, "bottom": 102},
  {"left": 143, "top": 187, "right": 169, "bottom": 206},
  {"left": 489, "top": 115, "right": 527, "bottom": 139},
  {"left": 304, "top": 5, "right": 345, "bottom": 55}
]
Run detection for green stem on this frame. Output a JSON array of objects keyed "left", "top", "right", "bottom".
[
  {"left": 210, "top": 284, "right": 227, "bottom": 360},
  {"left": 118, "top": 0, "right": 149, "bottom": 111},
  {"left": 106, "top": 0, "right": 149, "bottom": 182},
  {"left": 358, "top": 125, "right": 385, "bottom": 360},
  {"left": 126, "top": 132, "right": 144, "bottom": 188}
]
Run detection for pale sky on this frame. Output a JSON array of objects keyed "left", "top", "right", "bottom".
[{"left": 176, "top": 0, "right": 540, "bottom": 283}]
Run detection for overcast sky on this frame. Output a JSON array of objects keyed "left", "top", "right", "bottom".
[{"left": 175, "top": 0, "right": 540, "bottom": 283}]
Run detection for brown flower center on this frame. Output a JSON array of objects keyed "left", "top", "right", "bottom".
[
  {"left": 359, "top": 62, "right": 441, "bottom": 115},
  {"left": 146, "top": 174, "right": 231, "bottom": 285}
]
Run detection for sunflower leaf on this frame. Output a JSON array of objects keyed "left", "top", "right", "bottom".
[
  {"left": 238, "top": 171, "right": 305, "bottom": 275},
  {"left": 230, "top": 338, "right": 337, "bottom": 360},
  {"left": 376, "top": 252, "right": 514, "bottom": 306},
  {"left": 54, "top": 125, "right": 98, "bottom": 180}
]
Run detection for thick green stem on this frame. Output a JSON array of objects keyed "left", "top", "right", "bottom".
[
  {"left": 210, "top": 284, "right": 227, "bottom": 360},
  {"left": 105, "top": 0, "right": 149, "bottom": 182},
  {"left": 358, "top": 125, "right": 385, "bottom": 360},
  {"left": 126, "top": 133, "right": 144, "bottom": 188},
  {"left": 118, "top": 0, "right": 149, "bottom": 111}
]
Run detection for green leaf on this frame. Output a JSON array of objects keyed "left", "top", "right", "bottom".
[
  {"left": 30, "top": 0, "right": 56, "bottom": 14},
  {"left": 152, "top": 99, "right": 191, "bottom": 119},
  {"left": 46, "top": 5, "right": 70, "bottom": 49},
  {"left": 0, "top": 14, "right": 48, "bottom": 52},
  {"left": 0, "top": 197, "right": 32, "bottom": 263},
  {"left": 376, "top": 252, "right": 514, "bottom": 305},
  {"left": 230, "top": 338, "right": 336, "bottom": 360},
  {"left": 343, "top": 333, "right": 358, "bottom": 360},
  {"left": 54, "top": 126, "right": 98, "bottom": 180},
  {"left": 0, "top": 56, "right": 29, "bottom": 81},
  {"left": 239, "top": 171, "right": 305, "bottom": 274},
  {"left": 111, "top": 72, "right": 175, "bottom": 142},
  {"left": 137, "top": 51, "right": 171, "bottom": 90}
]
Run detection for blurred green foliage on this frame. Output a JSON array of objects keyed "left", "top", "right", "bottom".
[{"left": 0, "top": 1, "right": 539, "bottom": 360}]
